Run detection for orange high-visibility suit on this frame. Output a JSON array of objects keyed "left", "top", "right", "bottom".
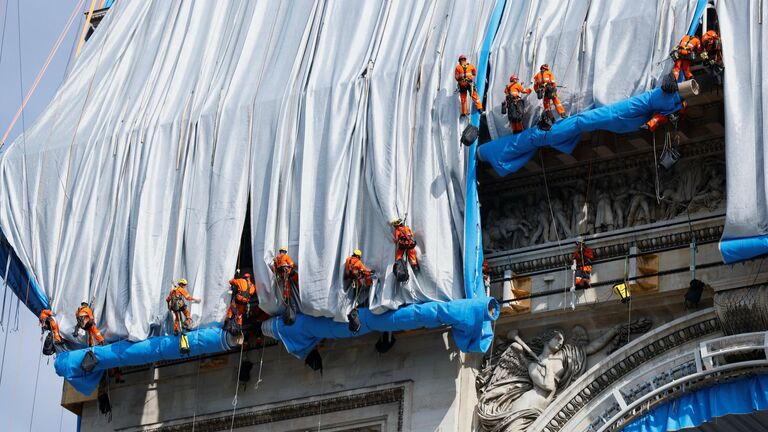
[
  {"left": 572, "top": 243, "right": 594, "bottom": 288},
  {"left": 166, "top": 286, "right": 194, "bottom": 334},
  {"left": 482, "top": 258, "right": 491, "bottom": 295},
  {"left": 533, "top": 70, "right": 566, "bottom": 119},
  {"left": 455, "top": 63, "right": 483, "bottom": 115},
  {"left": 75, "top": 305, "right": 104, "bottom": 346},
  {"left": 672, "top": 35, "right": 702, "bottom": 80},
  {"left": 701, "top": 30, "right": 722, "bottom": 65},
  {"left": 226, "top": 277, "right": 267, "bottom": 326},
  {"left": 644, "top": 101, "right": 688, "bottom": 132},
  {"left": 273, "top": 253, "right": 299, "bottom": 302},
  {"left": 394, "top": 225, "right": 418, "bottom": 267},
  {"left": 345, "top": 256, "right": 373, "bottom": 289},
  {"left": 38, "top": 309, "right": 61, "bottom": 343},
  {"left": 504, "top": 82, "right": 532, "bottom": 133}
]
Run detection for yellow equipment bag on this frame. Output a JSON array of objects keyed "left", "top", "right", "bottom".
[{"left": 179, "top": 333, "right": 190, "bottom": 355}]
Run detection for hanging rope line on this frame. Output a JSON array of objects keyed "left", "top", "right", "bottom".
[
  {"left": 0, "top": 254, "right": 11, "bottom": 331},
  {"left": 0, "top": 0, "right": 84, "bottom": 148},
  {"left": 27, "top": 339, "right": 44, "bottom": 432},
  {"left": 0, "top": 0, "right": 9, "bottom": 64},
  {"left": 228, "top": 335, "right": 246, "bottom": 432}
]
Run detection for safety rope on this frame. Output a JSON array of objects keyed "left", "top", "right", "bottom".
[
  {"left": 28, "top": 338, "right": 44, "bottom": 432},
  {"left": 0, "top": 0, "right": 8, "bottom": 65},
  {"left": 228, "top": 334, "right": 246, "bottom": 432},
  {"left": 0, "top": 292, "right": 10, "bottom": 385},
  {"left": 0, "top": 254, "right": 10, "bottom": 331},
  {"left": 0, "top": 0, "right": 84, "bottom": 148},
  {"left": 538, "top": 152, "right": 570, "bottom": 310}
]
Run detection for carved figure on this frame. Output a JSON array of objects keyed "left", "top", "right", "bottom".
[
  {"left": 627, "top": 169, "right": 653, "bottom": 226},
  {"left": 594, "top": 179, "right": 615, "bottom": 232},
  {"left": 477, "top": 319, "right": 652, "bottom": 431}
]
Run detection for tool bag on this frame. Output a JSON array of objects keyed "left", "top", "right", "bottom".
[
  {"left": 169, "top": 293, "right": 186, "bottom": 312},
  {"left": 393, "top": 259, "right": 409, "bottom": 283},
  {"left": 659, "top": 132, "right": 680, "bottom": 169},
  {"left": 179, "top": 333, "right": 190, "bottom": 355},
  {"left": 461, "top": 124, "right": 479, "bottom": 146},
  {"left": 81, "top": 350, "right": 99, "bottom": 373},
  {"left": 42, "top": 332, "right": 56, "bottom": 356},
  {"left": 538, "top": 111, "right": 554, "bottom": 131},
  {"left": 544, "top": 84, "right": 557, "bottom": 99},
  {"left": 347, "top": 308, "right": 361, "bottom": 333},
  {"left": 536, "top": 87, "right": 544, "bottom": 99},
  {"left": 507, "top": 97, "right": 524, "bottom": 123},
  {"left": 282, "top": 297, "right": 297, "bottom": 326}
]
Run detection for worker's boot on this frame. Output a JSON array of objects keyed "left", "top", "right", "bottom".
[{"left": 183, "top": 319, "right": 192, "bottom": 332}]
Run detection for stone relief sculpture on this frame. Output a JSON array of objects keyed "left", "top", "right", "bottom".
[
  {"left": 481, "top": 156, "right": 724, "bottom": 253},
  {"left": 476, "top": 319, "right": 652, "bottom": 431}
]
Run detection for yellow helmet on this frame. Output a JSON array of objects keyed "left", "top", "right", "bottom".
[
  {"left": 178, "top": 278, "right": 188, "bottom": 286},
  {"left": 353, "top": 249, "right": 362, "bottom": 257},
  {"left": 391, "top": 218, "right": 402, "bottom": 226},
  {"left": 279, "top": 246, "right": 287, "bottom": 253}
]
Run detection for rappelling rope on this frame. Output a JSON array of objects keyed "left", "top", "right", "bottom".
[
  {"left": 0, "top": 254, "right": 10, "bottom": 331},
  {"left": 28, "top": 338, "right": 44, "bottom": 432},
  {"left": 228, "top": 333, "right": 246, "bottom": 432},
  {"left": 538, "top": 153, "right": 569, "bottom": 310},
  {"left": 0, "top": 0, "right": 84, "bottom": 148}
]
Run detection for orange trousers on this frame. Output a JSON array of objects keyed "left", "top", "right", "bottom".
[
  {"left": 510, "top": 121, "right": 524, "bottom": 133},
  {"left": 46, "top": 319, "right": 62, "bottom": 343},
  {"left": 673, "top": 59, "right": 693, "bottom": 80},
  {"left": 395, "top": 248, "right": 418, "bottom": 266},
  {"left": 227, "top": 302, "right": 270, "bottom": 326},
  {"left": 172, "top": 307, "right": 192, "bottom": 333},
  {"left": 277, "top": 270, "right": 299, "bottom": 302},
  {"left": 83, "top": 323, "right": 104, "bottom": 346},
  {"left": 458, "top": 85, "right": 482, "bottom": 115},
  {"left": 543, "top": 96, "right": 566, "bottom": 118}
]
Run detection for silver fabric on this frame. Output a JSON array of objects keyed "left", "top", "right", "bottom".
[
  {"left": 486, "top": 0, "right": 698, "bottom": 139},
  {"left": 0, "top": 0, "right": 495, "bottom": 340},
  {"left": 718, "top": 0, "right": 768, "bottom": 239}
]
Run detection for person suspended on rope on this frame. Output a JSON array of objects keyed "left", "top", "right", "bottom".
[
  {"left": 272, "top": 247, "right": 299, "bottom": 324},
  {"left": 572, "top": 239, "right": 594, "bottom": 289},
  {"left": 533, "top": 64, "right": 567, "bottom": 122},
  {"left": 503, "top": 74, "right": 532, "bottom": 134},
  {"left": 455, "top": 54, "right": 483, "bottom": 117},
  {"left": 225, "top": 272, "right": 269, "bottom": 334},
  {"left": 166, "top": 278, "right": 200, "bottom": 335},
  {"left": 392, "top": 218, "right": 419, "bottom": 272},
  {"left": 38, "top": 309, "right": 62, "bottom": 344},
  {"left": 641, "top": 101, "right": 688, "bottom": 132},
  {"left": 73, "top": 302, "right": 105, "bottom": 346},
  {"left": 701, "top": 30, "right": 724, "bottom": 85},
  {"left": 344, "top": 249, "right": 375, "bottom": 333},
  {"left": 670, "top": 34, "right": 702, "bottom": 81},
  {"left": 482, "top": 258, "right": 491, "bottom": 296}
]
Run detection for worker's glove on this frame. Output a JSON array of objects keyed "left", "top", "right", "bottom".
[
  {"left": 669, "top": 50, "right": 679, "bottom": 61},
  {"left": 700, "top": 51, "right": 709, "bottom": 60}
]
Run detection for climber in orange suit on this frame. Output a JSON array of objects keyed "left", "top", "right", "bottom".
[
  {"left": 345, "top": 250, "right": 374, "bottom": 291},
  {"left": 272, "top": 247, "right": 299, "bottom": 303},
  {"left": 533, "top": 64, "right": 567, "bottom": 120},
  {"left": 455, "top": 54, "right": 483, "bottom": 116},
  {"left": 73, "top": 302, "right": 104, "bottom": 346},
  {"left": 38, "top": 309, "right": 62, "bottom": 343},
  {"left": 226, "top": 273, "right": 268, "bottom": 327},
  {"left": 166, "top": 278, "right": 200, "bottom": 335},
  {"left": 671, "top": 35, "right": 702, "bottom": 81},
  {"left": 701, "top": 30, "right": 722, "bottom": 66},
  {"left": 504, "top": 74, "right": 532, "bottom": 133},
  {"left": 392, "top": 218, "right": 419, "bottom": 271}
]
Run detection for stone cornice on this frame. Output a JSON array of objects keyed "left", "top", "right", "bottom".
[{"left": 137, "top": 386, "right": 406, "bottom": 432}]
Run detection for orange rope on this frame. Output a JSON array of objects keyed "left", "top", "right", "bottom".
[{"left": 0, "top": 0, "right": 85, "bottom": 148}]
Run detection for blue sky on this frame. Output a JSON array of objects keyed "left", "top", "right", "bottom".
[{"left": 0, "top": 0, "right": 96, "bottom": 430}]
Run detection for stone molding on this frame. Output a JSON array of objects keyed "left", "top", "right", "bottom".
[{"left": 138, "top": 385, "right": 407, "bottom": 432}]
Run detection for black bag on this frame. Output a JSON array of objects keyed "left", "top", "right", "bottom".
[
  {"left": 397, "top": 236, "right": 416, "bottom": 250},
  {"left": 305, "top": 348, "right": 323, "bottom": 373},
  {"left": 42, "top": 332, "right": 56, "bottom": 356},
  {"left": 394, "top": 259, "right": 409, "bottom": 283},
  {"left": 536, "top": 88, "right": 544, "bottom": 99},
  {"left": 347, "top": 308, "right": 361, "bottom": 333},
  {"left": 500, "top": 100, "right": 507, "bottom": 115},
  {"left": 375, "top": 332, "right": 396, "bottom": 354},
  {"left": 239, "top": 359, "right": 254, "bottom": 385},
  {"left": 169, "top": 294, "right": 185, "bottom": 312},
  {"left": 460, "top": 124, "right": 479, "bottom": 146},
  {"left": 224, "top": 318, "right": 241, "bottom": 335},
  {"left": 507, "top": 98, "right": 524, "bottom": 123},
  {"left": 81, "top": 350, "right": 99, "bottom": 373},
  {"left": 544, "top": 84, "right": 557, "bottom": 100},
  {"left": 282, "top": 299, "right": 297, "bottom": 326},
  {"left": 538, "top": 111, "right": 554, "bottom": 131},
  {"left": 98, "top": 391, "right": 113, "bottom": 422}
]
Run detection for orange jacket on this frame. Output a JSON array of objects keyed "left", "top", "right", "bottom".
[
  {"left": 229, "top": 278, "right": 256, "bottom": 304},
  {"left": 39, "top": 309, "right": 54, "bottom": 323},
  {"left": 76, "top": 305, "right": 94, "bottom": 326},
  {"left": 166, "top": 286, "right": 193, "bottom": 302},
  {"left": 273, "top": 253, "right": 295, "bottom": 273},
  {"left": 505, "top": 82, "right": 532, "bottom": 98},
  {"left": 455, "top": 63, "right": 477, "bottom": 83},
  {"left": 394, "top": 225, "right": 414, "bottom": 243},
  {"left": 572, "top": 244, "right": 594, "bottom": 270},
  {"left": 533, "top": 70, "right": 557, "bottom": 91},
  {"left": 345, "top": 256, "right": 371, "bottom": 278},
  {"left": 676, "top": 35, "right": 701, "bottom": 56}
]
